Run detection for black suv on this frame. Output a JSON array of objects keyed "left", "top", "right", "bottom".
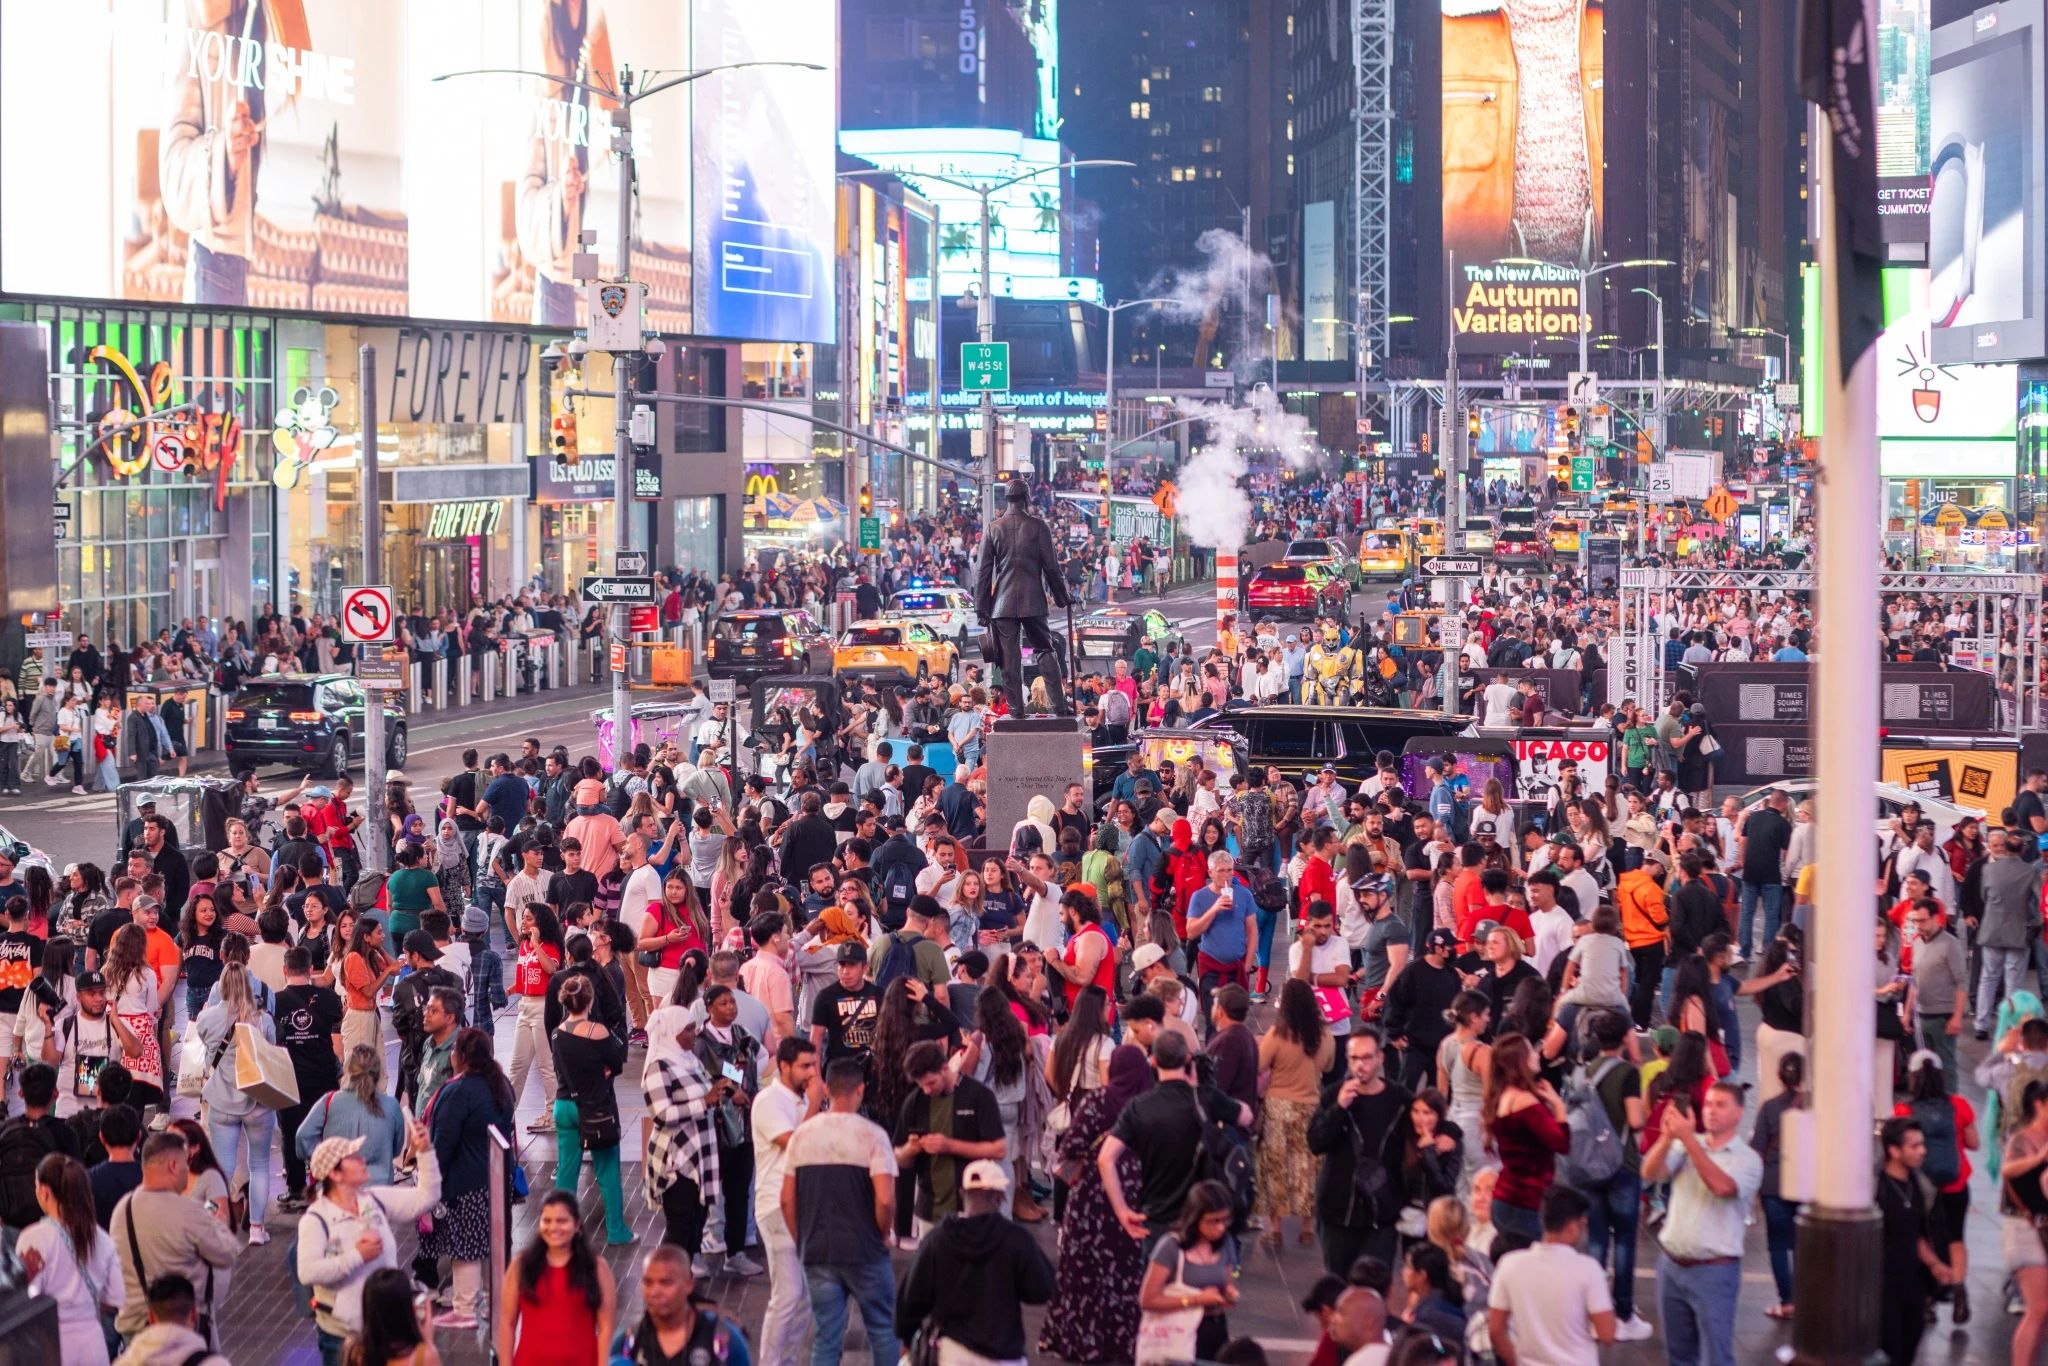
[
  {"left": 706, "top": 610, "right": 833, "bottom": 680},
  {"left": 223, "top": 673, "right": 408, "bottom": 776}
]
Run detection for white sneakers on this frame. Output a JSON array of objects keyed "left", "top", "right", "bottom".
[{"left": 1614, "top": 1314, "right": 1656, "bottom": 1342}]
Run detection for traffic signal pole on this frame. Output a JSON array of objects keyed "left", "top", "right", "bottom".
[{"left": 609, "top": 88, "right": 636, "bottom": 767}]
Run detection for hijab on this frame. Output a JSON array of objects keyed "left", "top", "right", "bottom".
[
  {"left": 1101, "top": 1043, "right": 1155, "bottom": 1123},
  {"left": 434, "top": 820, "right": 467, "bottom": 872},
  {"left": 643, "top": 1002, "right": 707, "bottom": 1092}
]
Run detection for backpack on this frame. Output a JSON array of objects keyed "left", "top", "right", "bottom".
[
  {"left": 1911, "top": 1096, "right": 1962, "bottom": 1189},
  {"left": 0, "top": 1116, "right": 56, "bottom": 1228},
  {"left": 877, "top": 858, "right": 920, "bottom": 925},
  {"left": 604, "top": 771, "right": 635, "bottom": 819},
  {"left": 1561, "top": 1056, "right": 1627, "bottom": 1189},
  {"left": 873, "top": 930, "right": 922, "bottom": 994},
  {"left": 1197, "top": 1119, "right": 1257, "bottom": 1233}
]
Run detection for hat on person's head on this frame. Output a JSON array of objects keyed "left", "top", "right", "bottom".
[
  {"left": 1357, "top": 874, "right": 1393, "bottom": 897},
  {"left": 1644, "top": 848, "right": 1673, "bottom": 873},
  {"left": 462, "top": 905, "right": 491, "bottom": 935},
  {"left": 75, "top": 970, "right": 106, "bottom": 992},
  {"left": 1425, "top": 927, "right": 1459, "bottom": 952},
  {"left": 835, "top": 940, "right": 868, "bottom": 965},
  {"left": 1472, "top": 817, "right": 1498, "bottom": 838},
  {"left": 402, "top": 930, "right": 441, "bottom": 961},
  {"left": 1130, "top": 943, "right": 1167, "bottom": 973},
  {"left": 307, "top": 1135, "right": 367, "bottom": 1183},
  {"left": 1908, "top": 1048, "right": 1943, "bottom": 1073},
  {"left": 961, "top": 1159, "right": 1010, "bottom": 1192},
  {"left": 1650, "top": 1025, "right": 1681, "bottom": 1054},
  {"left": 1472, "top": 918, "right": 1501, "bottom": 943},
  {"left": 137, "top": 798, "right": 156, "bottom": 811}
]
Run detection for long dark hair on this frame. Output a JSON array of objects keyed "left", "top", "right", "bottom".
[
  {"left": 34, "top": 1154, "right": 94, "bottom": 1274},
  {"left": 1171, "top": 1178, "right": 1236, "bottom": 1250},
  {"left": 1405, "top": 1241, "right": 1465, "bottom": 1308},
  {"left": 517, "top": 1191, "right": 604, "bottom": 1310},
  {"left": 343, "top": 1267, "right": 426, "bottom": 1366},
  {"left": 168, "top": 1117, "right": 220, "bottom": 1176},
  {"left": 1668, "top": 953, "right": 1714, "bottom": 1033},
  {"left": 1050, "top": 985, "right": 1111, "bottom": 1102},
  {"left": 975, "top": 985, "right": 1027, "bottom": 1088},
  {"left": 1648, "top": 1032, "right": 1713, "bottom": 1111},
  {"left": 344, "top": 915, "right": 387, "bottom": 972},
  {"left": 869, "top": 979, "right": 922, "bottom": 1119},
  {"left": 993, "top": 952, "right": 1049, "bottom": 1032},
  {"left": 453, "top": 1026, "right": 514, "bottom": 1113},
  {"left": 1274, "top": 978, "right": 1326, "bottom": 1059}
]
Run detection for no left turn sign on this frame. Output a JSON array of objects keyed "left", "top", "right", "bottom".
[
  {"left": 151, "top": 434, "right": 186, "bottom": 473},
  {"left": 341, "top": 584, "right": 396, "bottom": 643}
]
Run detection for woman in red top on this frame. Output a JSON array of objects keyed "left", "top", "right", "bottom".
[
  {"left": 501, "top": 1190, "right": 616, "bottom": 1366},
  {"left": 1481, "top": 1032, "right": 1570, "bottom": 1246},
  {"left": 509, "top": 904, "right": 564, "bottom": 1134}
]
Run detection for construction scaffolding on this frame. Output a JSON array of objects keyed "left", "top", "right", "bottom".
[
  {"left": 1352, "top": 0, "right": 1393, "bottom": 436},
  {"left": 1614, "top": 566, "right": 2046, "bottom": 738}
]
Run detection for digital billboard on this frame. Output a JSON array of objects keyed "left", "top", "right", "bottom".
[
  {"left": 1878, "top": 0, "right": 1934, "bottom": 245},
  {"left": 1927, "top": 0, "right": 2047, "bottom": 364},
  {"left": 1303, "top": 201, "right": 1340, "bottom": 361},
  {"left": 1878, "top": 268, "right": 2017, "bottom": 439},
  {"left": 1450, "top": 259, "right": 1582, "bottom": 346},
  {"left": 1441, "top": 0, "right": 1605, "bottom": 270},
  {"left": 690, "top": 0, "right": 837, "bottom": 344}
]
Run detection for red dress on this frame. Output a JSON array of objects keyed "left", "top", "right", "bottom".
[{"left": 511, "top": 1263, "right": 599, "bottom": 1366}]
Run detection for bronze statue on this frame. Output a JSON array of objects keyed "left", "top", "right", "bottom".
[{"left": 973, "top": 477, "right": 1073, "bottom": 716}]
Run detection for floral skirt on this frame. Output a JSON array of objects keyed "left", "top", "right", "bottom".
[
  {"left": 420, "top": 1185, "right": 494, "bottom": 1263},
  {"left": 1257, "top": 1097, "right": 1317, "bottom": 1221}
]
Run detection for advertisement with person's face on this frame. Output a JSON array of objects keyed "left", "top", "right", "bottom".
[
  {"left": 1441, "top": 0, "right": 1605, "bottom": 269},
  {"left": 3, "top": 0, "right": 407, "bottom": 311},
  {"left": 1927, "top": 0, "right": 2046, "bottom": 365}
]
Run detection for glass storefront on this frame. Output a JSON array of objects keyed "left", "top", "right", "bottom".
[
  {"left": 674, "top": 497, "right": 725, "bottom": 578},
  {"left": 278, "top": 324, "right": 526, "bottom": 619},
  {"left": 23, "top": 303, "right": 276, "bottom": 644},
  {"left": 1884, "top": 478, "right": 2027, "bottom": 567}
]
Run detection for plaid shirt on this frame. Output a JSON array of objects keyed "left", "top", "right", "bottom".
[{"left": 643, "top": 1052, "right": 721, "bottom": 1206}]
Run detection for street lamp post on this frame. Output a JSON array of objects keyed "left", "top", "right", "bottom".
[
  {"left": 1077, "top": 296, "right": 1175, "bottom": 474},
  {"left": 435, "top": 57, "right": 823, "bottom": 758},
  {"left": 1632, "top": 286, "right": 1666, "bottom": 558},
  {"left": 1573, "top": 260, "right": 1674, "bottom": 377},
  {"left": 1740, "top": 326, "right": 1793, "bottom": 385},
  {"left": 842, "top": 160, "right": 1133, "bottom": 526}
]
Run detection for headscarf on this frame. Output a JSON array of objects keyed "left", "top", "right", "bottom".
[
  {"left": 434, "top": 820, "right": 466, "bottom": 872},
  {"left": 642, "top": 1001, "right": 707, "bottom": 1093},
  {"left": 1101, "top": 1043, "right": 1155, "bottom": 1123}
]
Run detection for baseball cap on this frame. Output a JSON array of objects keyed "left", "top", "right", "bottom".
[
  {"left": 462, "top": 905, "right": 491, "bottom": 935},
  {"left": 1472, "top": 817, "right": 1498, "bottom": 838},
  {"left": 76, "top": 970, "right": 107, "bottom": 992},
  {"left": 402, "top": 930, "right": 442, "bottom": 961},
  {"left": 1425, "top": 928, "right": 1458, "bottom": 952},
  {"left": 961, "top": 1159, "right": 1010, "bottom": 1192},
  {"left": 835, "top": 940, "right": 868, "bottom": 965},
  {"left": 1130, "top": 943, "right": 1167, "bottom": 973},
  {"left": 307, "top": 1135, "right": 367, "bottom": 1183}
]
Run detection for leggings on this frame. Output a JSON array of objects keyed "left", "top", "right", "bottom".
[{"left": 660, "top": 1175, "right": 708, "bottom": 1254}]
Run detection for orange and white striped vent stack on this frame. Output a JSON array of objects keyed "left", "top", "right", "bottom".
[{"left": 1215, "top": 549, "right": 1239, "bottom": 639}]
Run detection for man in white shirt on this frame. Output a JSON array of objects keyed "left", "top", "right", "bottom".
[
  {"left": 501, "top": 843, "right": 556, "bottom": 940},
  {"left": 751, "top": 1035, "right": 819, "bottom": 1366},
  {"left": 1551, "top": 842, "right": 1606, "bottom": 923},
  {"left": 1489, "top": 1185, "right": 1618, "bottom": 1365},
  {"left": 1643, "top": 1080, "right": 1763, "bottom": 1365},
  {"left": 1523, "top": 870, "right": 1577, "bottom": 977},
  {"left": 1480, "top": 675, "right": 1521, "bottom": 727}
]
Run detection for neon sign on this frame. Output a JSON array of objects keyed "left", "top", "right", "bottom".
[{"left": 84, "top": 344, "right": 244, "bottom": 511}]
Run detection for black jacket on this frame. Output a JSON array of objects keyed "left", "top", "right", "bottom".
[
  {"left": 1306, "top": 1077, "right": 1417, "bottom": 1230},
  {"left": 1395, "top": 1117, "right": 1465, "bottom": 1210},
  {"left": 1380, "top": 956, "right": 1462, "bottom": 1060},
  {"left": 973, "top": 506, "right": 1071, "bottom": 621},
  {"left": 777, "top": 813, "right": 841, "bottom": 885},
  {"left": 1667, "top": 879, "right": 1725, "bottom": 960},
  {"left": 895, "top": 1210, "right": 1054, "bottom": 1360}
]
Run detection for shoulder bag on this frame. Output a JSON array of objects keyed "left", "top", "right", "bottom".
[{"left": 1133, "top": 1244, "right": 1206, "bottom": 1365}]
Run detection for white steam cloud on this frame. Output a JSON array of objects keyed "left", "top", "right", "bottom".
[{"left": 1148, "top": 227, "right": 1276, "bottom": 324}]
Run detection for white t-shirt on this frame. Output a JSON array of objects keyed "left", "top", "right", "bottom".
[
  {"left": 751, "top": 1078, "right": 809, "bottom": 1225},
  {"left": 1481, "top": 681, "right": 1520, "bottom": 726},
  {"left": 1527, "top": 906, "right": 1576, "bottom": 976},
  {"left": 1489, "top": 1240, "right": 1614, "bottom": 1366},
  {"left": 620, "top": 864, "right": 663, "bottom": 931},
  {"left": 1288, "top": 934, "right": 1353, "bottom": 1037},
  {"left": 916, "top": 864, "right": 963, "bottom": 911}
]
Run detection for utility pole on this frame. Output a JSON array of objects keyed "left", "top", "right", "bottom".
[
  {"left": 607, "top": 78, "right": 638, "bottom": 763},
  {"left": 978, "top": 186, "right": 997, "bottom": 527},
  {"left": 358, "top": 345, "right": 387, "bottom": 876},
  {"left": 1442, "top": 249, "right": 1462, "bottom": 719},
  {"left": 1633, "top": 286, "right": 1665, "bottom": 559}
]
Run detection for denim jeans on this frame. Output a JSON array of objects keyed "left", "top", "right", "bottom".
[
  {"left": 1656, "top": 1251, "right": 1741, "bottom": 1366},
  {"left": 805, "top": 1259, "right": 900, "bottom": 1366},
  {"left": 317, "top": 1327, "right": 345, "bottom": 1366},
  {"left": 208, "top": 1107, "right": 276, "bottom": 1228},
  {"left": 552, "top": 1098, "right": 634, "bottom": 1242},
  {"left": 1583, "top": 1166, "right": 1643, "bottom": 1319},
  {"left": 1737, "top": 880, "right": 1784, "bottom": 957},
  {"left": 1490, "top": 1198, "right": 1543, "bottom": 1247},
  {"left": 1760, "top": 1195, "right": 1799, "bottom": 1306},
  {"left": 1978, "top": 946, "right": 2032, "bottom": 1033},
  {"left": 1916, "top": 1015, "right": 1959, "bottom": 1090}
]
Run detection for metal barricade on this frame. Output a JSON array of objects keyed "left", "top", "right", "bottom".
[
  {"left": 432, "top": 658, "right": 447, "bottom": 711},
  {"left": 458, "top": 657, "right": 473, "bottom": 708}
]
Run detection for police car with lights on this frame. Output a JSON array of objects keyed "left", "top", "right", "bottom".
[{"left": 886, "top": 583, "right": 976, "bottom": 653}]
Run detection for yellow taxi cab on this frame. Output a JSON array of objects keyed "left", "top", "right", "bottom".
[
  {"left": 1410, "top": 518, "right": 1445, "bottom": 557},
  {"left": 1546, "top": 517, "right": 1583, "bottom": 555},
  {"left": 1600, "top": 494, "right": 1641, "bottom": 519},
  {"left": 831, "top": 618, "right": 959, "bottom": 684},
  {"left": 1357, "top": 528, "right": 1412, "bottom": 577}
]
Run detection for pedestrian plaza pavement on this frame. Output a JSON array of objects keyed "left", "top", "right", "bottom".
[{"left": 214, "top": 1000, "right": 2020, "bottom": 1364}]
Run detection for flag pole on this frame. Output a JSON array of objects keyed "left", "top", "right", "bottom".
[{"left": 1791, "top": 1, "right": 1883, "bottom": 1356}]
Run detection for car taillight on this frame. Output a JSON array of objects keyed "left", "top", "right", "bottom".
[
  {"left": 225, "top": 709, "right": 245, "bottom": 720},
  {"left": 289, "top": 711, "right": 321, "bottom": 722},
  {"left": 781, "top": 639, "right": 797, "bottom": 656}
]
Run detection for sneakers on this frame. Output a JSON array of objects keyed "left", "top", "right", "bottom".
[
  {"left": 690, "top": 1257, "right": 712, "bottom": 1279},
  {"left": 526, "top": 1118, "right": 555, "bottom": 1134},
  {"left": 722, "top": 1253, "right": 765, "bottom": 1277},
  {"left": 70, "top": 785, "right": 86, "bottom": 795},
  {"left": 431, "top": 1310, "right": 480, "bottom": 1332},
  {"left": 247, "top": 1225, "right": 271, "bottom": 1247},
  {"left": 628, "top": 1028, "right": 648, "bottom": 1045},
  {"left": 1614, "top": 1314, "right": 1655, "bottom": 1342}
]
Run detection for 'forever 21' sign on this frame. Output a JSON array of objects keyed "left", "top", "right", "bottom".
[{"left": 363, "top": 327, "right": 531, "bottom": 427}]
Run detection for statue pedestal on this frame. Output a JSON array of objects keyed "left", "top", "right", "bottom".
[{"left": 982, "top": 715, "right": 1090, "bottom": 849}]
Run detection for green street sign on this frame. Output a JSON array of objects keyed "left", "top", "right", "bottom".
[
  {"left": 962, "top": 341, "right": 1011, "bottom": 394},
  {"left": 858, "top": 516, "right": 881, "bottom": 552},
  {"left": 1569, "top": 454, "right": 1597, "bottom": 494}
]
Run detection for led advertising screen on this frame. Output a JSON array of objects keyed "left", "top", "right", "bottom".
[
  {"left": 1927, "top": 0, "right": 2047, "bottom": 364},
  {"left": 690, "top": 0, "right": 837, "bottom": 344},
  {"left": 1442, "top": 0, "right": 1604, "bottom": 349},
  {"left": 1878, "top": 268, "right": 2017, "bottom": 439},
  {"left": 1878, "top": 0, "right": 1935, "bottom": 244},
  {"left": 0, "top": 0, "right": 693, "bottom": 331}
]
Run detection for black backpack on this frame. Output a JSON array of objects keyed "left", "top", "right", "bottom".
[
  {"left": 877, "top": 859, "right": 920, "bottom": 924},
  {"left": 1197, "top": 1120, "right": 1257, "bottom": 1233},
  {"left": 873, "top": 930, "right": 922, "bottom": 994},
  {"left": 0, "top": 1116, "right": 57, "bottom": 1228}
]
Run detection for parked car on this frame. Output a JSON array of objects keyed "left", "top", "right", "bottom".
[
  {"left": 706, "top": 609, "right": 834, "bottom": 681},
  {"left": 222, "top": 673, "right": 407, "bottom": 776}
]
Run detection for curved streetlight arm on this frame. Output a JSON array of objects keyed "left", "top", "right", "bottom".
[{"left": 432, "top": 60, "right": 824, "bottom": 108}]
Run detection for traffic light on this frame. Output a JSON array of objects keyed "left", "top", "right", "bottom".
[
  {"left": 1555, "top": 450, "right": 1572, "bottom": 486},
  {"left": 1635, "top": 429, "right": 1653, "bottom": 464},
  {"left": 1467, "top": 407, "right": 1481, "bottom": 442},
  {"left": 1561, "top": 406, "right": 1581, "bottom": 443},
  {"left": 550, "top": 409, "right": 578, "bottom": 460},
  {"left": 859, "top": 485, "right": 873, "bottom": 516},
  {"left": 1099, "top": 472, "right": 1112, "bottom": 526},
  {"left": 1420, "top": 429, "right": 1431, "bottom": 455}
]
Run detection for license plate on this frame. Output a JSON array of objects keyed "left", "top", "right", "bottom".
[
  {"left": 257, "top": 717, "right": 277, "bottom": 731},
  {"left": 861, "top": 652, "right": 886, "bottom": 664}
]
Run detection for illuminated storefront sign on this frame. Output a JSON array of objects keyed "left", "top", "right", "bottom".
[
  {"left": 426, "top": 500, "right": 506, "bottom": 539},
  {"left": 82, "top": 343, "right": 244, "bottom": 509}
]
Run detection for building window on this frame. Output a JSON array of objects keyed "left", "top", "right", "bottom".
[
  {"left": 1170, "top": 167, "right": 1185, "bottom": 182},
  {"left": 1203, "top": 86, "right": 1222, "bottom": 101},
  {"left": 1140, "top": 77, "right": 1150, "bottom": 94},
  {"left": 1286, "top": 13, "right": 1294, "bottom": 33},
  {"left": 1287, "top": 153, "right": 1295, "bottom": 175},
  {"left": 1130, "top": 100, "right": 1150, "bottom": 118}
]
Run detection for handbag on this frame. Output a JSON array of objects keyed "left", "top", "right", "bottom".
[
  {"left": 577, "top": 1096, "right": 623, "bottom": 1150},
  {"left": 1134, "top": 1245, "right": 1206, "bottom": 1365},
  {"left": 636, "top": 900, "right": 669, "bottom": 968},
  {"left": 1698, "top": 733, "right": 1722, "bottom": 757}
]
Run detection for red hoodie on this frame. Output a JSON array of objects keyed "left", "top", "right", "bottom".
[{"left": 1167, "top": 819, "right": 1209, "bottom": 939}]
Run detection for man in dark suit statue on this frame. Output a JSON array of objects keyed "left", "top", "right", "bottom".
[{"left": 974, "top": 477, "right": 1073, "bottom": 716}]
